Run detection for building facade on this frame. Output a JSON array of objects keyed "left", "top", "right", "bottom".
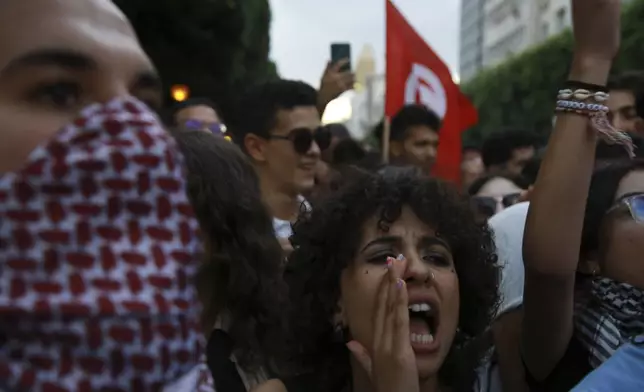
[
  {"left": 480, "top": 0, "right": 632, "bottom": 71},
  {"left": 459, "top": 0, "right": 485, "bottom": 82}
]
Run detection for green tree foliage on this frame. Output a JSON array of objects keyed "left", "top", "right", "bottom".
[
  {"left": 461, "top": 0, "right": 644, "bottom": 146},
  {"left": 114, "top": 0, "right": 279, "bottom": 118}
]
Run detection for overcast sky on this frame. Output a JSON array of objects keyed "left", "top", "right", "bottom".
[{"left": 269, "top": 0, "right": 460, "bottom": 88}]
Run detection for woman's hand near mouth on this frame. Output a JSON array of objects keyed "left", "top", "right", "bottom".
[{"left": 347, "top": 256, "right": 420, "bottom": 392}]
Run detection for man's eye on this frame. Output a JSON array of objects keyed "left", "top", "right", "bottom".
[{"left": 30, "top": 82, "right": 82, "bottom": 109}]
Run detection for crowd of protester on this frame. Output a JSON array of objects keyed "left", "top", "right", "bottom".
[{"left": 0, "top": 0, "right": 642, "bottom": 391}]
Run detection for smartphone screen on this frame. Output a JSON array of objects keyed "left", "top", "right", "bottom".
[{"left": 330, "top": 43, "right": 352, "bottom": 72}]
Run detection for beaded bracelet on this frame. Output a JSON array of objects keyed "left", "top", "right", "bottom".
[
  {"left": 556, "top": 100, "right": 609, "bottom": 113},
  {"left": 557, "top": 89, "right": 609, "bottom": 103},
  {"left": 555, "top": 94, "right": 635, "bottom": 158}
]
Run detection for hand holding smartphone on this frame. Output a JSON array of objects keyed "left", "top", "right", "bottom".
[{"left": 330, "top": 43, "right": 352, "bottom": 72}]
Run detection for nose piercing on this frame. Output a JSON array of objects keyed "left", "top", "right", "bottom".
[{"left": 424, "top": 271, "right": 435, "bottom": 285}]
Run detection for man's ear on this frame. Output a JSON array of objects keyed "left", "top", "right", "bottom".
[
  {"left": 390, "top": 140, "right": 403, "bottom": 158},
  {"left": 244, "top": 133, "right": 268, "bottom": 163}
]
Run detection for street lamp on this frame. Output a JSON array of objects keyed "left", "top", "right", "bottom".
[{"left": 171, "top": 85, "right": 190, "bottom": 102}]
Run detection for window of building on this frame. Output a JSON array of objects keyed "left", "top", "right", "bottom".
[
  {"left": 540, "top": 22, "right": 549, "bottom": 41},
  {"left": 556, "top": 7, "right": 566, "bottom": 32}
]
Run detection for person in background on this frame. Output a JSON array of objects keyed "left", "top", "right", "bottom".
[
  {"left": 322, "top": 123, "right": 352, "bottom": 162},
  {"left": 468, "top": 174, "right": 528, "bottom": 221},
  {"left": 174, "top": 130, "right": 288, "bottom": 392},
  {"left": 317, "top": 60, "right": 355, "bottom": 117},
  {"left": 594, "top": 134, "right": 644, "bottom": 168},
  {"left": 461, "top": 144, "right": 485, "bottom": 191},
  {"left": 311, "top": 123, "right": 352, "bottom": 201},
  {"left": 377, "top": 104, "right": 441, "bottom": 174},
  {"left": 173, "top": 98, "right": 226, "bottom": 135},
  {"left": 606, "top": 73, "right": 644, "bottom": 134},
  {"left": 481, "top": 130, "right": 537, "bottom": 176},
  {"left": 521, "top": 155, "right": 542, "bottom": 187},
  {"left": 229, "top": 80, "right": 331, "bottom": 239}
]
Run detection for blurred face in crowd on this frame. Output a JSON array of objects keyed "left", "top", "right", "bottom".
[
  {"left": 461, "top": 148, "right": 484, "bottom": 190},
  {"left": 506, "top": 146, "right": 535, "bottom": 176},
  {"left": 246, "top": 106, "right": 322, "bottom": 196},
  {"left": 175, "top": 104, "right": 221, "bottom": 132},
  {"left": 607, "top": 89, "right": 642, "bottom": 134},
  {"left": 339, "top": 207, "right": 459, "bottom": 379},
  {"left": 472, "top": 177, "right": 524, "bottom": 221},
  {"left": 0, "top": 0, "right": 162, "bottom": 173},
  {"left": 392, "top": 125, "right": 439, "bottom": 174},
  {"left": 599, "top": 169, "right": 644, "bottom": 289},
  {"left": 321, "top": 125, "right": 350, "bottom": 163}
]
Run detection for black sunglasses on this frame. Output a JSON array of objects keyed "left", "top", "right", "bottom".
[
  {"left": 268, "top": 126, "right": 331, "bottom": 155},
  {"left": 606, "top": 193, "right": 644, "bottom": 223},
  {"left": 471, "top": 193, "right": 522, "bottom": 218}
]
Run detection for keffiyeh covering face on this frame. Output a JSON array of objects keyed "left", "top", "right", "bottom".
[{"left": 0, "top": 98, "right": 207, "bottom": 391}]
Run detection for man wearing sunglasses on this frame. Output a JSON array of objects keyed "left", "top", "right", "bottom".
[
  {"left": 230, "top": 80, "right": 330, "bottom": 239},
  {"left": 173, "top": 98, "right": 226, "bottom": 135}
]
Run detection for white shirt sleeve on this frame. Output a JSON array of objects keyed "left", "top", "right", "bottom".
[{"left": 488, "top": 202, "right": 530, "bottom": 318}]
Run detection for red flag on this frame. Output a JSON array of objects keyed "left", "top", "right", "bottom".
[{"left": 386, "top": 0, "right": 478, "bottom": 183}]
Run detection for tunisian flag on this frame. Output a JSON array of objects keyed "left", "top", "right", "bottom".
[{"left": 385, "top": 0, "right": 478, "bottom": 183}]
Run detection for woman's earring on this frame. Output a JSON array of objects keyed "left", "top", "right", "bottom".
[{"left": 333, "top": 323, "right": 346, "bottom": 342}]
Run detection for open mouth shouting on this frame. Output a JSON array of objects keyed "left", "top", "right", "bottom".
[{"left": 407, "top": 299, "right": 440, "bottom": 353}]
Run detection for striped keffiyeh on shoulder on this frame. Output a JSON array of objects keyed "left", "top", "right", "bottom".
[{"left": 574, "top": 277, "right": 644, "bottom": 368}]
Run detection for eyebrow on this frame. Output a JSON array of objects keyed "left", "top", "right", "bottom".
[
  {"left": 1, "top": 49, "right": 98, "bottom": 75},
  {"left": 131, "top": 71, "right": 163, "bottom": 94},
  {"left": 361, "top": 234, "right": 451, "bottom": 252},
  {"left": 361, "top": 235, "right": 399, "bottom": 252}
]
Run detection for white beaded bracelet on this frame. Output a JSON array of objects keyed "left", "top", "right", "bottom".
[
  {"left": 557, "top": 89, "right": 609, "bottom": 102},
  {"left": 555, "top": 99, "right": 609, "bottom": 113}
]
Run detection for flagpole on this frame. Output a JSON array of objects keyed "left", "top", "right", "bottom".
[{"left": 381, "top": 116, "right": 391, "bottom": 163}]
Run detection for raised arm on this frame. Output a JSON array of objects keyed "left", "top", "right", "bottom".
[{"left": 521, "top": 0, "right": 621, "bottom": 379}]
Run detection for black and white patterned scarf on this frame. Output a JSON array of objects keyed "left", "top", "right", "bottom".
[{"left": 574, "top": 277, "right": 644, "bottom": 368}]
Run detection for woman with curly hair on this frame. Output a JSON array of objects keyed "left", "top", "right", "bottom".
[
  {"left": 269, "top": 167, "right": 500, "bottom": 392},
  {"left": 173, "top": 130, "right": 289, "bottom": 391}
]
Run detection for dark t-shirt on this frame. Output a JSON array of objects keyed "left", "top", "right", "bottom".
[{"left": 524, "top": 336, "right": 592, "bottom": 392}]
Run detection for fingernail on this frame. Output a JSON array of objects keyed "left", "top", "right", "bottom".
[
  {"left": 396, "top": 279, "right": 405, "bottom": 289},
  {"left": 386, "top": 257, "right": 394, "bottom": 268},
  {"left": 396, "top": 254, "right": 405, "bottom": 261}
]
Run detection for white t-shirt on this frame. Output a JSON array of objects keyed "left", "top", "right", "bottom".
[
  {"left": 272, "top": 196, "right": 310, "bottom": 239},
  {"left": 488, "top": 202, "right": 529, "bottom": 317},
  {"left": 474, "top": 203, "right": 530, "bottom": 392}
]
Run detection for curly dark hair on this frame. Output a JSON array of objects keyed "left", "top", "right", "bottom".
[
  {"left": 282, "top": 167, "right": 500, "bottom": 391},
  {"left": 173, "top": 130, "right": 288, "bottom": 371}
]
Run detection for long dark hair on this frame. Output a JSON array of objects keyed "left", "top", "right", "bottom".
[{"left": 173, "top": 130, "right": 288, "bottom": 371}]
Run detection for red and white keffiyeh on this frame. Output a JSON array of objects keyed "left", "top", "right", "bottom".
[{"left": 0, "top": 98, "right": 214, "bottom": 391}]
